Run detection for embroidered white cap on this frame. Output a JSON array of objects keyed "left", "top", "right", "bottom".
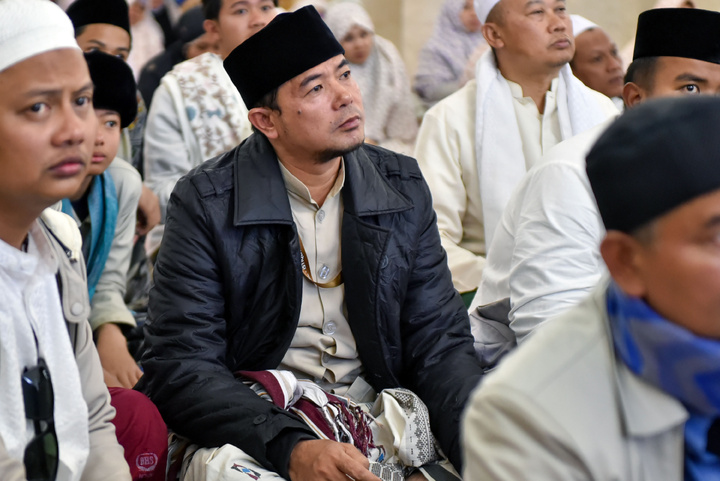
[
  {"left": 474, "top": 0, "right": 502, "bottom": 23},
  {"left": 0, "top": 0, "right": 80, "bottom": 74},
  {"left": 571, "top": 14, "right": 599, "bottom": 38}
]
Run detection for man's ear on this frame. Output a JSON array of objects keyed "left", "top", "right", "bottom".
[
  {"left": 248, "top": 108, "right": 279, "bottom": 139},
  {"left": 203, "top": 19, "right": 221, "bottom": 43},
  {"left": 482, "top": 22, "right": 504, "bottom": 49},
  {"left": 623, "top": 82, "right": 646, "bottom": 109},
  {"left": 600, "top": 231, "right": 648, "bottom": 298}
]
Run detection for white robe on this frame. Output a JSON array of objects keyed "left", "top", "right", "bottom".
[
  {"left": 414, "top": 51, "right": 618, "bottom": 292},
  {"left": 470, "top": 120, "right": 614, "bottom": 344}
]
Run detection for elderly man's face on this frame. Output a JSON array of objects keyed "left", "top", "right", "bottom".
[
  {"left": 0, "top": 49, "right": 95, "bottom": 213},
  {"left": 622, "top": 189, "right": 720, "bottom": 339},
  {"left": 488, "top": 0, "right": 574, "bottom": 71},
  {"left": 209, "top": 0, "right": 277, "bottom": 59},
  {"left": 571, "top": 28, "right": 623, "bottom": 98},
  {"left": 271, "top": 54, "right": 365, "bottom": 163}
]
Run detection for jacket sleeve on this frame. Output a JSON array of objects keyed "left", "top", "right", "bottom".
[
  {"left": 462, "top": 383, "right": 593, "bottom": 480},
  {"left": 398, "top": 168, "right": 484, "bottom": 473},
  {"left": 414, "top": 90, "right": 486, "bottom": 293},
  {"left": 73, "top": 320, "right": 132, "bottom": 481},
  {"left": 138, "top": 176, "right": 316, "bottom": 477},
  {"left": 89, "top": 158, "right": 142, "bottom": 330}
]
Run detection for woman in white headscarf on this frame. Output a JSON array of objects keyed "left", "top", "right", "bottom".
[
  {"left": 324, "top": 2, "right": 418, "bottom": 154},
  {"left": 619, "top": 0, "right": 695, "bottom": 70},
  {"left": 414, "top": 0, "right": 486, "bottom": 105}
]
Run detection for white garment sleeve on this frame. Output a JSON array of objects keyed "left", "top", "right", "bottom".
[
  {"left": 90, "top": 158, "right": 142, "bottom": 331},
  {"left": 143, "top": 79, "right": 199, "bottom": 221},
  {"left": 462, "top": 383, "right": 594, "bottom": 480},
  {"left": 414, "top": 93, "right": 485, "bottom": 293},
  {"left": 507, "top": 161, "right": 605, "bottom": 343}
]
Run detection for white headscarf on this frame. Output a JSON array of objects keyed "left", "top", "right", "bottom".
[
  {"left": 415, "top": 0, "right": 486, "bottom": 100},
  {"left": 324, "top": 3, "right": 418, "bottom": 149},
  {"left": 0, "top": 0, "right": 80, "bottom": 73},
  {"left": 474, "top": 0, "right": 501, "bottom": 23},
  {"left": 571, "top": 14, "right": 599, "bottom": 38}
]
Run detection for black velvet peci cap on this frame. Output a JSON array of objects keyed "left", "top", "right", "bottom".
[
  {"left": 223, "top": 6, "right": 344, "bottom": 109},
  {"left": 66, "top": 0, "right": 131, "bottom": 35},
  {"left": 633, "top": 8, "right": 720, "bottom": 63},
  {"left": 586, "top": 96, "right": 720, "bottom": 233},
  {"left": 85, "top": 51, "right": 138, "bottom": 129}
]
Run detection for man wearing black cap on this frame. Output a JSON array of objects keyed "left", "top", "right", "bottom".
[
  {"left": 464, "top": 95, "right": 720, "bottom": 480},
  {"left": 138, "top": 6, "right": 484, "bottom": 481},
  {"left": 469, "top": 8, "right": 720, "bottom": 357}
]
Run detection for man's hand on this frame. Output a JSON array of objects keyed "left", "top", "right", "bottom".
[
  {"left": 288, "top": 439, "right": 381, "bottom": 481},
  {"left": 136, "top": 184, "right": 161, "bottom": 236},
  {"left": 96, "top": 323, "right": 143, "bottom": 389}
]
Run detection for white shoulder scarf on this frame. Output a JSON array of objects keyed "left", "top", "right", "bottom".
[{"left": 475, "top": 50, "right": 611, "bottom": 247}]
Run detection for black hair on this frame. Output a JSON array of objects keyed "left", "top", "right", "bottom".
[
  {"left": 250, "top": 87, "right": 281, "bottom": 134},
  {"left": 624, "top": 56, "right": 659, "bottom": 90}
]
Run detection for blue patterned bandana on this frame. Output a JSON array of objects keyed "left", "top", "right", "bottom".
[{"left": 606, "top": 282, "right": 720, "bottom": 480}]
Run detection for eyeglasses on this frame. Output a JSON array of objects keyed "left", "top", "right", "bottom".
[{"left": 22, "top": 357, "right": 58, "bottom": 481}]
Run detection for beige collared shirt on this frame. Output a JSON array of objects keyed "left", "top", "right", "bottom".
[
  {"left": 277, "top": 159, "right": 362, "bottom": 394},
  {"left": 508, "top": 78, "right": 561, "bottom": 170}
]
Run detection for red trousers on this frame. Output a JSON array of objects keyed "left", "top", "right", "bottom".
[{"left": 109, "top": 387, "right": 168, "bottom": 481}]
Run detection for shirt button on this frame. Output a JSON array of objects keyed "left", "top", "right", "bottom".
[
  {"left": 322, "top": 352, "right": 331, "bottom": 364},
  {"left": 323, "top": 321, "right": 337, "bottom": 335},
  {"left": 317, "top": 210, "right": 326, "bottom": 223},
  {"left": 70, "top": 302, "right": 84, "bottom": 316},
  {"left": 318, "top": 264, "right": 330, "bottom": 280}
]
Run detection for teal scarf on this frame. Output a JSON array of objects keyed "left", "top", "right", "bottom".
[
  {"left": 62, "top": 172, "right": 118, "bottom": 300},
  {"left": 606, "top": 282, "right": 720, "bottom": 480}
]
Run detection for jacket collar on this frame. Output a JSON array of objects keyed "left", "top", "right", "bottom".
[
  {"left": 593, "top": 284, "right": 688, "bottom": 438},
  {"left": 232, "top": 134, "right": 412, "bottom": 226}
]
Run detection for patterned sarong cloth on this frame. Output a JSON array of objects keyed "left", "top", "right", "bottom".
[{"left": 236, "top": 370, "right": 445, "bottom": 480}]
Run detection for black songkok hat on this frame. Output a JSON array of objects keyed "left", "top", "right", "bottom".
[
  {"left": 586, "top": 97, "right": 720, "bottom": 233},
  {"left": 66, "top": 0, "right": 131, "bottom": 36},
  {"left": 633, "top": 8, "right": 720, "bottom": 63},
  {"left": 224, "top": 6, "right": 344, "bottom": 109},
  {"left": 85, "top": 51, "right": 138, "bottom": 129}
]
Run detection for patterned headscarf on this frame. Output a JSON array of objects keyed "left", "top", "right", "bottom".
[{"left": 415, "top": 0, "right": 486, "bottom": 98}]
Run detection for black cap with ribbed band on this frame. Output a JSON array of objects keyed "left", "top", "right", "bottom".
[
  {"left": 633, "top": 8, "right": 720, "bottom": 63},
  {"left": 223, "top": 6, "right": 344, "bottom": 110}
]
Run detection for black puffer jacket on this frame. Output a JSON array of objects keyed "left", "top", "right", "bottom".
[{"left": 138, "top": 134, "right": 484, "bottom": 477}]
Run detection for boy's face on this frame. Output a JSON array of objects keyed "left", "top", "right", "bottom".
[
  {"left": 0, "top": 49, "right": 95, "bottom": 212},
  {"left": 76, "top": 24, "right": 131, "bottom": 61},
  {"left": 89, "top": 109, "right": 121, "bottom": 176}
]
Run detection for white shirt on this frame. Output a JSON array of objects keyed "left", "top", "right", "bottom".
[
  {"left": 0, "top": 220, "right": 89, "bottom": 481},
  {"left": 415, "top": 70, "right": 617, "bottom": 293},
  {"left": 471, "top": 120, "right": 614, "bottom": 343},
  {"left": 277, "top": 160, "right": 362, "bottom": 394}
]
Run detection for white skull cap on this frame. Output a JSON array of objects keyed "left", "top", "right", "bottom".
[
  {"left": 474, "top": 0, "right": 501, "bottom": 23},
  {"left": 571, "top": 14, "right": 599, "bottom": 38},
  {"left": 0, "top": 0, "right": 80, "bottom": 74}
]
